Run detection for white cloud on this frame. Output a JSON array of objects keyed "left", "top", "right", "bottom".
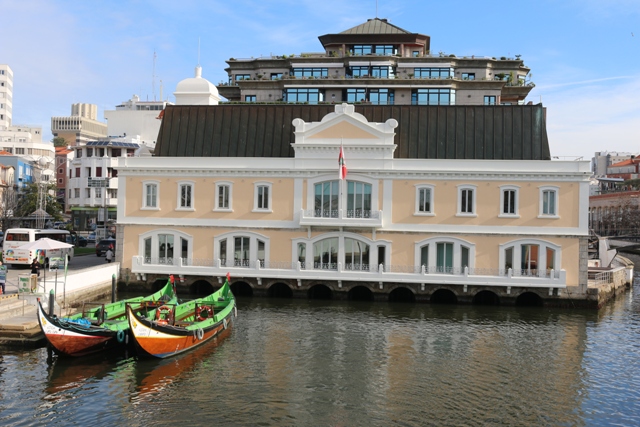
[{"left": 540, "top": 76, "right": 640, "bottom": 158}]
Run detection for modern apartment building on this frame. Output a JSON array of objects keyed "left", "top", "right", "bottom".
[
  {"left": 218, "top": 18, "right": 533, "bottom": 106},
  {"left": 67, "top": 136, "right": 149, "bottom": 231},
  {"left": 591, "top": 151, "right": 638, "bottom": 177},
  {"left": 104, "top": 95, "right": 173, "bottom": 149},
  {"left": 0, "top": 64, "right": 13, "bottom": 130},
  {"left": 51, "top": 104, "right": 108, "bottom": 146},
  {"left": 0, "top": 65, "right": 54, "bottom": 184}
]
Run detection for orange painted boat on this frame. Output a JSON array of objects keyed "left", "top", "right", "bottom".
[
  {"left": 127, "top": 279, "right": 236, "bottom": 359},
  {"left": 37, "top": 278, "right": 177, "bottom": 357}
]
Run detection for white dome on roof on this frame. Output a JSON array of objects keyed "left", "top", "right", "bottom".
[{"left": 173, "top": 65, "right": 220, "bottom": 105}]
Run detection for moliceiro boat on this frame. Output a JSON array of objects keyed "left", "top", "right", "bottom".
[
  {"left": 37, "top": 277, "right": 177, "bottom": 357},
  {"left": 127, "top": 275, "right": 236, "bottom": 359}
]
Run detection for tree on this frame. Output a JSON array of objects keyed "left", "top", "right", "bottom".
[
  {"left": 52, "top": 137, "right": 67, "bottom": 147},
  {"left": 0, "top": 186, "right": 19, "bottom": 231},
  {"left": 598, "top": 197, "right": 640, "bottom": 236},
  {"left": 14, "top": 183, "right": 64, "bottom": 221}
]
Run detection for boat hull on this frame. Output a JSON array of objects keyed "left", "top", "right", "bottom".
[
  {"left": 37, "top": 301, "right": 120, "bottom": 357},
  {"left": 37, "top": 279, "right": 177, "bottom": 357},
  {"left": 128, "top": 306, "right": 235, "bottom": 358}
]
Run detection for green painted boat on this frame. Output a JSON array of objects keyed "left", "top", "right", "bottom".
[
  {"left": 38, "top": 277, "right": 177, "bottom": 356},
  {"left": 128, "top": 277, "right": 236, "bottom": 358}
]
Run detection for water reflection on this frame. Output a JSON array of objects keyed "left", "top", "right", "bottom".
[{"left": 1, "top": 285, "right": 639, "bottom": 426}]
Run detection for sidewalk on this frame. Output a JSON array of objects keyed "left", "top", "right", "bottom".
[{"left": 0, "top": 292, "right": 43, "bottom": 348}]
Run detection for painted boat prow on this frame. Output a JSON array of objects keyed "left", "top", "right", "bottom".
[
  {"left": 128, "top": 283, "right": 236, "bottom": 359},
  {"left": 37, "top": 278, "right": 178, "bottom": 357}
]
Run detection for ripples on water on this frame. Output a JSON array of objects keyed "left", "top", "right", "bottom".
[{"left": 1, "top": 283, "right": 640, "bottom": 426}]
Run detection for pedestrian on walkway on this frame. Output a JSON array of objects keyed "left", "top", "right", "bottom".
[
  {"left": 105, "top": 248, "right": 114, "bottom": 263},
  {"left": 31, "top": 258, "right": 40, "bottom": 276},
  {"left": 0, "top": 261, "right": 6, "bottom": 294}
]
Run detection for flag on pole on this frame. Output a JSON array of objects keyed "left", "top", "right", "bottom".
[{"left": 339, "top": 145, "right": 347, "bottom": 180}]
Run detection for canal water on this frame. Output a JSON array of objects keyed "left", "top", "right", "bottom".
[{"left": 1, "top": 279, "right": 640, "bottom": 426}]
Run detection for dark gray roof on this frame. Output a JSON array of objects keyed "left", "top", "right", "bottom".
[
  {"left": 340, "top": 18, "right": 411, "bottom": 35},
  {"left": 154, "top": 104, "right": 550, "bottom": 160}
]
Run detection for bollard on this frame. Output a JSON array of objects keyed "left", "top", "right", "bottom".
[
  {"left": 111, "top": 274, "right": 116, "bottom": 303},
  {"left": 49, "top": 289, "right": 55, "bottom": 316}
]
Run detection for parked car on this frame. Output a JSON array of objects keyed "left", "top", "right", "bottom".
[
  {"left": 75, "top": 235, "right": 88, "bottom": 247},
  {"left": 87, "top": 232, "right": 96, "bottom": 243},
  {"left": 96, "top": 238, "right": 116, "bottom": 257}
]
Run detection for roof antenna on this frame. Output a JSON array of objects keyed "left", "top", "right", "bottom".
[
  {"left": 152, "top": 50, "right": 157, "bottom": 101},
  {"left": 198, "top": 37, "right": 201, "bottom": 66},
  {"left": 376, "top": 0, "right": 378, "bottom": 18}
]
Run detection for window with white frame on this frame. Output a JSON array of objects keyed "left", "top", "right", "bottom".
[
  {"left": 457, "top": 185, "right": 477, "bottom": 216},
  {"left": 344, "top": 237, "right": 370, "bottom": 271},
  {"left": 140, "top": 230, "right": 192, "bottom": 265},
  {"left": 215, "top": 232, "right": 270, "bottom": 268},
  {"left": 499, "top": 239, "right": 561, "bottom": 277},
  {"left": 539, "top": 186, "right": 559, "bottom": 217},
  {"left": 142, "top": 181, "right": 159, "bottom": 210},
  {"left": 215, "top": 182, "right": 232, "bottom": 211},
  {"left": 499, "top": 185, "right": 519, "bottom": 217},
  {"left": 177, "top": 181, "right": 194, "bottom": 210},
  {"left": 254, "top": 182, "right": 272, "bottom": 212},
  {"left": 415, "top": 237, "right": 475, "bottom": 274},
  {"left": 415, "top": 185, "right": 434, "bottom": 215}
]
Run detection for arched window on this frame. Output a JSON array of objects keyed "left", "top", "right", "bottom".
[
  {"left": 140, "top": 230, "right": 192, "bottom": 265},
  {"left": 415, "top": 237, "right": 475, "bottom": 274},
  {"left": 308, "top": 175, "right": 378, "bottom": 219},
  {"left": 214, "top": 231, "right": 270, "bottom": 269},
  {"left": 314, "top": 237, "right": 338, "bottom": 270},
  {"left": 499, "top": 239, "right": 561, "bottom": 277},
  {"left": 344, "top": 238, "right": 370, "bottom": 271},
  {"left": 314, "top": 181, "right": 339, "bottom": 218},
  {"left": 346, "top": 181, "right": 372, "bottom": 218}
]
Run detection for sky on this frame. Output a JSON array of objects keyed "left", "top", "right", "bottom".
[{"left": 2, "top": 0, "right": 639, "bottom": 160}]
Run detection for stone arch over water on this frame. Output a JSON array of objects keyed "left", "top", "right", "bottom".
[
  {"left": 348, "top": 285, "right": 374, "bottom": 301},
  {"left": 151, "top": 278, "right": 169, "bottom": 292},
  {"left": 515, "top": 291, "right": 544, "bottom": 307},
  {"left": 268, "top": 282, "right": 293, "bottom": 298},
  {"left": 308, "top": 284, "right": 333, "bottom": 300},
  {"left": 473, "top": 290, "right": 500, "bottom": 306},
  {"left": 189, "top": 279, "right": 214, "bottom": 296},
  {"left": 388, "top": 286, "right": 415, "bottom": 303},
  {"left": 430, "top": 288, "right": 458, "bottom": 304},
  {"left": 231, "top": 281, "right": 253, "bottom": 297}
]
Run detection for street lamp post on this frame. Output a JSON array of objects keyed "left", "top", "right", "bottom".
[{"left": 35, "top": 157, "right": 53, "bottom": 229}]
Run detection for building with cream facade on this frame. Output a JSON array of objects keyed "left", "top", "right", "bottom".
[
  {"left": 116, "top": 99, "right": 591, "bottom": 305},
  {"left": 51, "top": 103, "right": 108, "bottom": 146}
]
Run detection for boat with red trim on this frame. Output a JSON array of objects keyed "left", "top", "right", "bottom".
[
  {"left": 37, "top": 277, "right": 177, "bottom": 357},
  {"left": 127, "top": 276, "right": 236, "bottom": 359}
]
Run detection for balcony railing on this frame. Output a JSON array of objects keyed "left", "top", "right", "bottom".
[
  {"left": 132, "top": 256, "right": 567, "bottom": 289},
  {"left": 299, "top": 209, "right": 383, "bottom": 227}
]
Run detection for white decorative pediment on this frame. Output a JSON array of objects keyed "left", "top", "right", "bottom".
[{"left": 292, "top": 103, "right": 397, "bottom": 160}]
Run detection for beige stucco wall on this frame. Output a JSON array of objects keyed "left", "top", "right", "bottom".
[
  {"left": 392, "top": 180, "right": 580, "bottom": 228},
  {"left": 121, "top": 225, "right": 581, "bottom": 287},
  {"left": 125, "top": 176, "right": 295, "bottom": 221}
]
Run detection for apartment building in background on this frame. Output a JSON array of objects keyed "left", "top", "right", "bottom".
[
  {"left": 0, "top": 64, "right": 54, "bottom": 190},
  {"left": 104, "top": 95, "right": 173, "bottom": 149},
  {"left": 0, "top": 64, "right": 13, "bottom": 130},
  {"left": 51, "top": 103, "right": 108, "bottom": 146},
  {"left": 218, "top": 18, "right": 534, "bottom": 106},
  {"left": 67, "top": 136, "right": 150, "bottom": 231}
]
